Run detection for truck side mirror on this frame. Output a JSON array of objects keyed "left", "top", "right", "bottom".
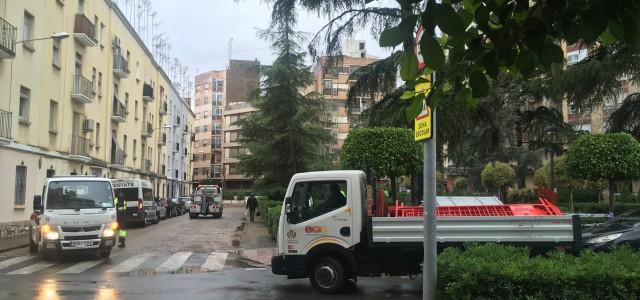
[
  {"left": 33, "top": 195, "right": 43, "bottom": 212},
  {"left": 285, "top": 197, "right": 292, "bottom": 214}
]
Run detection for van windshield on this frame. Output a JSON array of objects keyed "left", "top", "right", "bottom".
[{"left": 47, "top": 181, "right": 114, "bottom": 209}]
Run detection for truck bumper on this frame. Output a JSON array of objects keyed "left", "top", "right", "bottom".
[{"left": 271, "top": 255, "right": 308, "bottom": 279}]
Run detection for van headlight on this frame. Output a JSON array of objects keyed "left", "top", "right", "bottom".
[
  {"left": 45, "top": 231, "right": 60, "bottom": 240},
  {"left": 587, "top": 233, "right": 623, "bottom": 244},
  {"left": 103, "top": 229, "right": 115, "bottom": 237}
]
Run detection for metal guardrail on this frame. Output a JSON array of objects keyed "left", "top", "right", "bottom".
[
  {"left": 113, "top": 53, "right": 128, "bottom": 73},
  {"left": 143, "top": 83, "right": 154, "bottom": 99},
  {"left": 72, "top": 75, "right": 93, "bottom": 99},
  {"left": 112, "top": 98, "right": 126, "bottom": 119},
  {"left": 0, "top": 17, "right": 16, "bottom": 57},
  {"left": 70, "top": 135, "right": 90, "bottom": 156},
  {"left": 0, "top": 109, "right": 11, "bottom": 139},
  {"left": 371, "top": 215, "right": 577, "bottom": 243},
  {"left": 73, "top": 14, "right": 96, "bottom": 41}
]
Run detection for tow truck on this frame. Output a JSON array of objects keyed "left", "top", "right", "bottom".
[
  {"left": 271, "top": 170, "right": 582, "bottom": 294},
  {"left": 189, "top": 185, "right": 224, "bottom": 218}
]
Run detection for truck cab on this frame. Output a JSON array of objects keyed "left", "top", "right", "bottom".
[
  {"left": 189, "top": 185, "right": 223, "bottom": 218},
  {"left": 29, "top": 176, "right": 118, "bottom": 259},
  {"left": 111, "top": 179, "right": 156, "bottom": 226}
]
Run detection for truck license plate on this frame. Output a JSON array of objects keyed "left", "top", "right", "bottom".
[
  {"left": 71, "top": 240, "right": 93, "bottom": 247},
  {"left": 132, "top": 213, "right": 138, "bottom": 216}
]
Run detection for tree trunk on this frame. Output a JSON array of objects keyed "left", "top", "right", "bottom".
[
  {"left": 391, "top": 176, "right": 398, "bottom": 203},
  {"left": 569, "top": 189, "right": 574, "bottom": 212},
  {"left": 410, "top": 174, "right": 416, "bottom": 205},
  {"left": 609, "top": 178, "right": 615, "bottom": 215}
]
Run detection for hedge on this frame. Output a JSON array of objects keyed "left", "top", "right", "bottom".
[
  {"left": 439, "top": 244, "right": 640, "bottom": 299},
  {"left": 572, "top": 203, "right": 640, "bottom": 215},
  {"left": 257, "top": 198, "right": 282, "bottom": 219},
  {"left": 266, "top": 205, "right": 282, "bottom": 240}
]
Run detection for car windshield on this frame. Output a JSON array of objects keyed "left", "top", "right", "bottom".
[
  {"left": 589, "top": 210, "right": 640, "bottom": 233},
  {"left": 46, "top": 181, "right": 114, "bottom": 209}
]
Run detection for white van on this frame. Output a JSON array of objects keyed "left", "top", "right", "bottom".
[
  {"left": 29, "top": 176, "right": 118, "bottom": 259},
  {"left": 111, "top": 179, "right": 156, "bottom": 226}
]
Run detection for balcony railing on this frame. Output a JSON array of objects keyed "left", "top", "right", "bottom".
[
  {"left": 0, "top": 109, "right": 11, "bottom": 140},
  {"left": 73, "top": 14, "right": 96, "bottom": 47},
  {"left": 113, "top": 52, "right": 129, "bottom": 78},
  {"left": 158, "top": 133, "right": 166, "bottom": 145},
  {"left": 159, "top": 101, "right": 167, "bottom": 115},
  {"left": 111, "top": 140, "right": 124, "bottom": 166},
  {"left": 142, "top": 122, "right": 153, "bottom": 138},
  {"left": 323, "top": 88, "right": 339, "bottom": 95},
  {"left": 111, "top": 98, "right": 126, "bottom": 122},
  {"left": 71, "top": 75, "right": 93, "bottom": 104},
  {"left": 143, "top": 159, "right": 152, "bottom": 172},
  {"left": 70, "top": 135, "right": 90, "bottom": 157},
  {"left": 0, "top": 17, "right": 17, "bottom": 59},
  {"left": 143, "top": 83, "right": 154, "bottom": 102}
]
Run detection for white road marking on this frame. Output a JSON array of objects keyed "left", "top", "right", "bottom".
[
  {"left": 57, "top": 259, "right": 106, "bottom": 274},
  {"left": 6, "top": 262, "right": 55, "bottom": 275},
  {"left": 107, "top": 253, "right": 153, "bottom": 273},
  {"left": 244, "top": 268, "right": 267, "bottom": 271},
  {"left": 0, "top": 256, "right": 34, "bottom": 271},
  {"left": 201, "top": 251, "right": 228, "bottom": 272},
  {"left": 155, "top": 252, "right": 193, "bottom": 273}
]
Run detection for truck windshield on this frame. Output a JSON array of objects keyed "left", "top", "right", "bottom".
[{"left": 47, "top": 181, "right": 114, "bottom": 209}]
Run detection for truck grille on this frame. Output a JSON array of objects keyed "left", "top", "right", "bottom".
[
  {"left": 63, "top": 235, "right": 99, "bottom": 240},
  {"left": 61, "top": 226, "right": 102, "bottom": 232}
]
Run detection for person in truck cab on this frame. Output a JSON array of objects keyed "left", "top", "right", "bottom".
[{"left": 327, "top": 183, "right": 347, "bottom": 209}]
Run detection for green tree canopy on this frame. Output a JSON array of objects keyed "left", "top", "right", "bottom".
[
  {"left": 236, "top": 6, "right": 332, "bottom": 200},
  {"left": 481, "top": 161, "right": 515, "bottom": 198},
  {"left": 566, "top": 133, "right": 640, "bottom": 212},
  {"left": 534, "top": 155, "right": 583, "bottom": 190}
]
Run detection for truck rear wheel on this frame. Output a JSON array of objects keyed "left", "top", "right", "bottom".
[{"left": 309, "top": 257, "right": 346, "bottom": 294}]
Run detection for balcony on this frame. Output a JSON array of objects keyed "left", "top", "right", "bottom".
[
  {"left": 173, "top": 143, "right": 180, "bottom": 153},
  {"left": 73, "top": 14, "right": 96, "bottom": 47},
  {"left": 0, "top": 17, "right": 16, "bottom": 59},
  {"left": 159, "top": 102, "right": 167, "bottom": 115},
  {"left": 158, "top": 133, "right": 166, "bottom": 146},
  {"left": 0, "top": 109, "right": 11, "bottom": 143},
  {"left": 143, "top": 83, "right": 154, "bottom": 102},
  {"left": 69, "top": 135, "right": 91, "bottom": 162},
  {"left": 323, "top": 88, "right": 339, "bottom": 95},
  {"left": 141, "top": 121, "right": 153, "bottom": 138},
  {"left": 111, "top": 98, "right": 126, "bottom": 123},
  {"left": 143, "top": 159, "right": 152, "bottom": 173},
  {"left": 113, "top": 52, "right": 129, "bottom": 79},
  {"left": 71, "top": 75, "right": 94, "bottom": 104},
  {"left": 110, "top": 141, "right": 125, "bottom": 166}
]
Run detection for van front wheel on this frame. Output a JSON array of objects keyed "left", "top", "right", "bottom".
[{"left": 309, "top": 257, "right": 346, "bottom": 295}]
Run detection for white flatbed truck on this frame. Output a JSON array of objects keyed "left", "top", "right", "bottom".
[{"left": 271, "top": 170, "right": 582, "bottom": 294}]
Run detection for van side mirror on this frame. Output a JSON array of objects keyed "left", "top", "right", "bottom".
[{"left": 33, "top": 195, "right": 43, "bottom": 212}]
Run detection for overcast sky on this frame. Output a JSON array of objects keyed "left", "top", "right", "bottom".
[{"left": 150, "top": 0, "right": 394, "bottom": 76}]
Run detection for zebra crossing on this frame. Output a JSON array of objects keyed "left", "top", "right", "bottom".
[{"left": 0, "top": 250, "right": 236, "bottom": 277}]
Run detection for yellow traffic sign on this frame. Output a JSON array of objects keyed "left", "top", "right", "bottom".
[{"left": 414, "top": 107, "right": 432, "bottom": 141}]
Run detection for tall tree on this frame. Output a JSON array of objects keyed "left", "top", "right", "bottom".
[{"left": 237, "top": 5, "right": 332, "bottom": 199}]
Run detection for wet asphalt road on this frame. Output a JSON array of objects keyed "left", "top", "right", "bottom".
[{"left": 0, "top": 204, "right": 422, "bottom": 299}]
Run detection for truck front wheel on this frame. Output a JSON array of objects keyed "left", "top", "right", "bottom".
[{"left": 309, "top": 257, "right": 346, "bottom": 294}]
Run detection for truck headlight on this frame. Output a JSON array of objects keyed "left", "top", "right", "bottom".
[
  {"left": 45, "top": 231, "right": 60, "bottom": 240},
  {"left": 103, "top": 229, "right": 115, "bottom": 237},
  {"left": 587, "top": 233, "right": 623, "bottom": 244},
  {"left": 110, "top": 221, "right": 119, "bottom": 230}
]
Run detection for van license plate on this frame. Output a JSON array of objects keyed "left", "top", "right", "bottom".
[{"left": 71, "top": 240, "right": 93, "bottom": 247}]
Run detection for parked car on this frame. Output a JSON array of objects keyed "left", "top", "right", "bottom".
[
  {"left": 583, "top": 209, "right": 640, "bottom": 251},
  {"left": 171, "top": 198, "right": 184, "bottom": 216},
  {"left": 178, "top": 197, "right": 191, "bottom": 213},
  {"left": 155, "top": 200, "right": 167, "bottom": 222},
  {"left": 164, "top": 198, "right": 177, "bottom": 218}
]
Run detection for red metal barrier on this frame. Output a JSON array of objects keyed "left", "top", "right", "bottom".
[{"left": 387, "top": 197, "right": 563, "bottom": 217}]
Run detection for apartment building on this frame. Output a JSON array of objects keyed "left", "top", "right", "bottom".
[
  {"left": 192, "top": 70, "right": 225, "bottom": 183},
  {"left": 310, "top": 40, "right": 379, "bottom": 162},
  {"left": 0, "top": 0, "right": 193, "bottom": 233},
  {"left": 192, "top": 60, "right": 260, "bottom": 192}
]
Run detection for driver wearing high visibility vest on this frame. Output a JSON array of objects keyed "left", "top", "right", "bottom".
[{"left": 113, "top": 195, "right": 127, "bottom": 248}]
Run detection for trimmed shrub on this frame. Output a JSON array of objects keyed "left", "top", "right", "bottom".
[
  {"left": 438, "top": 244, "right": 640, "bottom": 299},
  {"left": 257, "top": 198, "right": 282, "bottom": 219},
  {"left": 506, "top": 188, "right": 536, "bottom": 203},
  {"left": 572, "top": 202, "right": 640, "bottom": 215},
  {"left": 267, "top": 205, "right": 282, "bottom": 240}
]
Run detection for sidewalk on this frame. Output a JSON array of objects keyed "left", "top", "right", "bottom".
[
  {"left": 239, "top": 213, "right": 277, "bottom": 266},
  {"left": 0, "top": 235, "right": 28, "bottom": 252}
]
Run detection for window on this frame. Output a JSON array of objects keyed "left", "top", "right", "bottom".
[
  {"left": 213, "top": 137, "right": 221, "bottom": 149},
  {"left": 123, "top": 135, "right": 128, "bottom": 158},
  {"left": 14, "top": 166, "right": 27, "bottom": 206},
  {"left": 136, "top": 62, "right": 140, "bottom": 81},
  {"left": 125, "top": 93, "right": 129, "bottom": 114},
  {"left": 100, "top": 23, "right": 105, "bottom": 47},
  {"left": 91, "top": 68, "right": 97, "bottom": 93},
  {"left": 213, "top": 108, "right": 223, "bottom": 120},
  {"left": 204, "top": 96, "right": 208, "bottom": 104},
  {"left": 359, "top": 42, "right": 365, "bottom": 50},
  {"left": 229, "top": 131, "right": 238, "bottom": 142},
  {"left": 23, "top": 11, "right": 34, "bottom": 50},
  {"left": 213, "top": 93, "right": 223, "bottom": 106},
  {"left": 203, "top": 125, "right": 208, "bottom": 132},
  {"left": 229, "top": 148, "right": 239, "bottom": 158},
  {"left": 213, "top": 123, "right": 222, "bottom": 135},
  {"left": 135, "top": 100, "right": 139, "bottom": 119},
  {"left": 288, "top": 180, "right": 348, "bottom": 224},
  {"left": 203, "top": 111, "right": 209, "bottom": 119},
  {"left": 133, "top": 139, "right": 137, "bottom": 160},
  {"left": 52, "top": 39, "right": 61, "bottom": 67},
  {"left": 203, "top": 139, "right": 209, "bottom": 147},
  {"left": 98, "top": 72, "right": 103, "bottom": 97},
  {"left": 19, "top": 87, "right": 30, "bottom": 123},
  {"left": 214, "top": 154, "right": 221, "bottom": 164},
  {"left": 78, "top": 0, "right": 84, "bottom": 13},
  {"left": 213, "top": 165, "right": 221, "bottom": 178},
  {"left": 214, "top": 79, "right": 224, "bottom": 91},
  {"left": 229, "top": 164, "right": 239, "bottom": 175},
  {"left": 49, "top": 100, "right": 58, "bottom": 133},
  {"left": 94, "top": 122, "right": 101, "bottom": 149}
]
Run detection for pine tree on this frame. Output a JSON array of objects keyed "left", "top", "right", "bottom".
[{"left": 236, "top": 10, "right": 332, "bottom": 199}]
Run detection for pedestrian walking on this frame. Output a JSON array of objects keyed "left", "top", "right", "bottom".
[
  {"left": 246, "top": 193, "right": 258, "bottom": 222},
  {"left": 114, "top": 193, "right": 127, "bottom": 248}
]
